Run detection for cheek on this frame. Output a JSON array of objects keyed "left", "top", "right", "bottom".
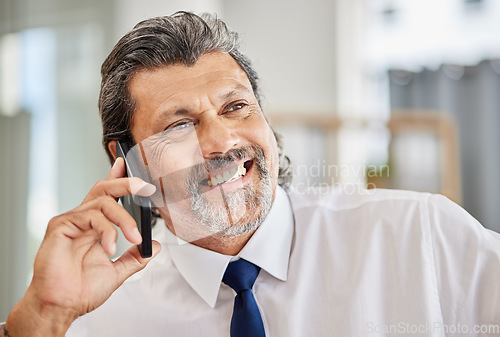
[
  {"left": 266, "top": 130, "right": 280, "bottom": 177},
  {"left": 243, "top": 116, "right": 280, "bottom": 178},
  {"left": 146, "top": 134, "right": 204, "bottom": 177},
  {"left": 159, "top": 147, "right": 202, "bottom": 172}
]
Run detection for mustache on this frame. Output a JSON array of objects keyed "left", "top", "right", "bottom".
[
  {"left": 186, "top": 145, "right": 263, "bottom": 189},
  {"left": 204, "top": 146, "right": 251, "bottom": 172}
]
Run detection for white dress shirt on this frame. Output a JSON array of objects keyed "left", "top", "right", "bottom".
[{"left": 65, "top": 186, "right": 500, "bottom": 336}]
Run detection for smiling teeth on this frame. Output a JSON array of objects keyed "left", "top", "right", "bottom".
[{"left": 207, "top": 163, "right": 247, "bottom": 187}]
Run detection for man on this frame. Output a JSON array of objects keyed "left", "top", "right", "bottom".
[{"left": 2, "top": 12, "right": 500, "bottom": 337}]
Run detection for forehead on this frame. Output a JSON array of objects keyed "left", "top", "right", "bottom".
[{"left": 128, "top": 52, "right": 253, "bottom": 109}]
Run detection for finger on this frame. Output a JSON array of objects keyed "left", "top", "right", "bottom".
[
  {"left": 113, "top": 241, "right": 161, "bottom": 285},
  {"left": 83, "top": 177, "right": 156, "bottom": 204},
  {"left": 91, "top": 212, "right": 118, "bottom": 255},
  {"left": 108, "top": 157, "right": 125, "bottom": 179},
  {"left": 52, "top": 210, "right": 118, "bottom": 255},
  {"left": 98, "top": 197, "right": 142, "bottom": 245},
  {"left": 70, "top": 196, "right": 141, "bottom": 244},
  {"left": 96, "top": 197, "right": 142, "bottom": 245}
]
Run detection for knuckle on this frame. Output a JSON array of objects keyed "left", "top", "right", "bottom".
[
  {"left": 47, "top": 212, "right": 72, "bottom": 228},
  {"left": 46, "top": 215, "right": 62, "bottom": 231},
  {"left": 86, "top": 208, "right": 102, "bottom": 219},
  {"left": 46, "top": 214, "right": 74, "bottom": 235},
  {"left": 93, "top": 179, "right": 107, "bottom": 189},
  {"left": 96, "top": 194, "right": 116, "bottom": 205},
  {"left": 108, "top": 227, "right": 119, "bottom": 239}
]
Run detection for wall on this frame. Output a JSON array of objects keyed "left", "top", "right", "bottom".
[
  {"left": 0, "top": 113, "right": 30, "bottom": 321},
  {"left": 222, "top": 0, "right": 338, "bottom": 113},
  {"left": 113, "top": 0, "right": 224, "bottom": 39}
]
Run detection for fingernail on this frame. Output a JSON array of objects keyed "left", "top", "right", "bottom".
[{"left": 131, "top": 180, "right": 156, "bottom": 196}]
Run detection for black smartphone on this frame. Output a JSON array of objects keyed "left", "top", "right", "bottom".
[{"left": 115, "top": 141, "right": 153, "bottom": 258}]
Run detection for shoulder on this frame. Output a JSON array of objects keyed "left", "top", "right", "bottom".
[
  {"left": 284, "top": 186, "right": 432, "bottom": 248},
  {"left": 287, "top": 185, "right": 431, "bottom": 215},
  {"left": 286, "top": 185, "right": 498, "bottom": 243},
  {"left": 285, "top": 185, "right": 490, "bottom": 237}
]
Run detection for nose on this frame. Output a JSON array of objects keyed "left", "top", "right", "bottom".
[{"left": 197, "top": 118, "right": 240, "bottom": 159}]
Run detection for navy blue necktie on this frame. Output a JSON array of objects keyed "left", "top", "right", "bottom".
[{"left": 222, "top": 259, "right": 266, "bottom": 337}]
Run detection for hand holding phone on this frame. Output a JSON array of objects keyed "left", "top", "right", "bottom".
[{"left": 116, "top": 141, "right": 153, "bottom": 258}]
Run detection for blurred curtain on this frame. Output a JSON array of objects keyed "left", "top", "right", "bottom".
[
  {"left": 0, "top": 113, "right": 30, "bottom": 321},
  {"left": 389, "top": 60, "right": 500, "bottom": 232}
]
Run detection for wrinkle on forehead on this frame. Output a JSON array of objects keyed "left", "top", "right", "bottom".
[
  {"left": 130, "top": 54, "right": 252, "bottom": 110},
  {"left": 149, "top": 77, "right": 251, "bottom": 112},
  {"left": 130, "top": 53, "right": 250, "bottom": 99},
  {"left": 134, "top": 71, "right": 248, "bottom": 97}
]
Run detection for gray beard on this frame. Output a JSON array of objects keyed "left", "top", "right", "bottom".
[{"left": 188, "top": 146, "right": 273, "bottom": 237}]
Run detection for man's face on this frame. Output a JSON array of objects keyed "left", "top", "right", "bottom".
[{"left": 128, "top": 52, "right": 279, "bottom": 241}]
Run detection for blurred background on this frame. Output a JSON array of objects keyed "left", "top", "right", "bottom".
[{"left": 1, "top": 0, "right": 499, "bottom": 320}]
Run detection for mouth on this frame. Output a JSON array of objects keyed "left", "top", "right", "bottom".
[{"left": 200, "top": 160, "right": 253, "bottom": 188}]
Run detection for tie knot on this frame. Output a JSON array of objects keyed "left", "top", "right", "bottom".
[{"left": 223, "top": 259, "right": 261, "bottom": 293}]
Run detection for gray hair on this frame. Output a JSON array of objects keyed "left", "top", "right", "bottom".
[{"left": 99, "top": 11, "right": 292, "bottom": 188}]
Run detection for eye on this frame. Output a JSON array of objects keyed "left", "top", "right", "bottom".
[
  {"left": 226, "top": 102, "right": 247, "bottom": 113},
  {"left": 164, "top": 120, "right": 193, "bottom": 132}
]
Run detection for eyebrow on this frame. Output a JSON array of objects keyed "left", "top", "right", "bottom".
[
  {"left": 167, "top": 84, "right": 252, "bottom": 117},
  {"left": 219, "top": 84, "right": 251, "bottom": 103},
  {"left": 174, "top": 108, "right": 190, "bottom": 116}
]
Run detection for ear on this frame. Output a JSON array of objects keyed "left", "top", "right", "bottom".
[{"left": 108, "top": 141, "right": 118, "bottom": 160}]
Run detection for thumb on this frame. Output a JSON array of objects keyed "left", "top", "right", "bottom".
[{"left": 113, "top": 240, "right": 161, "bottom": 284}]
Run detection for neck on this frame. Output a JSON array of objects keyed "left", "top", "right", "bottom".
[
  {"left": 189, "top": 230, "right": 256, "bottom": 255},
  {"left": 164, "top": 222, "right": 255, "bottom": 255},
  {"left": 160, "top": 210, "right": 256, "bottom": 255}
]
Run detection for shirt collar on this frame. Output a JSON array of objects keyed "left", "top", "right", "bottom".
[{"left": 160, "top": 186, "right": 294, "bottom": 308}]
